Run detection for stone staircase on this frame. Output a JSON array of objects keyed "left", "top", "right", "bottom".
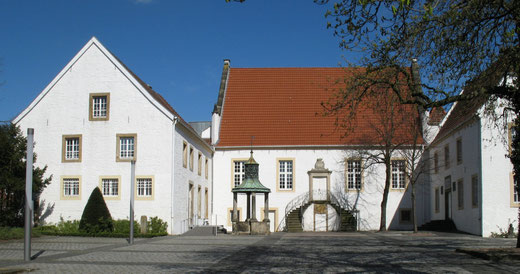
[
  {"left": 285, "top": 202, "right": 357, "bottom": 232},
  {"left": 338, "top": 208, "right": 357, "bottom": 232},
  {"left": 287, "top": 208, "right": 304, "bottom": 232}
]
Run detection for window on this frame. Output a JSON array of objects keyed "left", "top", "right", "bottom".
[
  {"left": 434, "top": 187, "right": 440, "bottom": 213},
  {"left": 198, "top": 186, "right": 202, "bottom": 217},
  {"left": 471, "top": 175, "right": 478, "bottom": 208},
  {"left": 457, "top": 179, "right": 464, "bottom": 210},
  {"left": 278, "top": 159, "right": 294, "bottom": 191},
  {"left": 136, "top": 176, "right": 154, "bottom": 200},
  {"left": 232, "top": 160, "right": 246, "bottom": 188},
  {"left": 456, "top": 138, "right": 462, "bottom": 165},
  {"left": 62, "top": 135, "right": 82, "bottom": 162},
  {"left": 182, "top": 141, "right": 188, "bottom": 168},
  {"left": 60, "top": 176, "right": 81, "bottom": 200},
  {"left": 434, "top": 152, "right": 439, "bottom": 174},
  {"left": 116, "top": 134, "right": 137, "bottom": 161},
  {"left": 509, "top": 123, "right": 517, "bottom": 155},
  {"left": 205, "top": 188, "right": 209, "bottom": 219},
  {"left": 189, "top": 147, "right": 194, "bottom": 171},
  {"left": 205, "top": 158, "right": 209, "bottom": 179},
  {"left": 89, "top": 93, "right": 110, "bottom": 121},
  {"left": 444, "top": 145, "right": 450, "bottom": 169},
  {"left": 198, "top": 153, "right": 202, "bottom": 176},
  {"left": 399, "top": 209, "right": 412, "bottom": 224},
  {"left": 346, "top": 160, "right": 362, "bottom": 191},
  {"left": 100, "top": 177, "right": 120, "bottom": 199},
  {"left": 391, "top": 160, "right": 406, "bottom": 189}
]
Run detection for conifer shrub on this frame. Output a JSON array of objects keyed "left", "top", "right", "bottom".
[{"left": 79, "top": 187, "right": 113, "bottom": 233}]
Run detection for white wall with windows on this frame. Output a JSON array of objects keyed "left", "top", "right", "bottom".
[
  {"left": 213, "top": 148, "right": 424, "bottom": 232},
  {"left": 13, "top": 38, "right": 213, "bottom": 235}
]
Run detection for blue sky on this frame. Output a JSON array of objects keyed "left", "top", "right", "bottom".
[{"left": 0, "top": 0, "right": 347, "bottom": 123}]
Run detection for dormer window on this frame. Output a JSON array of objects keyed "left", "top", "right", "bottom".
[{"left": 89, "top": 93, "right": 110, "bottom": 121}]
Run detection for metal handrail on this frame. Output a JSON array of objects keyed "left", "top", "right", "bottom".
[{"left": 277, "top": 192, "right": 310, "bottom": 232}]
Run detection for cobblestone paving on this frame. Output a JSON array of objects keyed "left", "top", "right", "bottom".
[{"left": 0, "top": 232, "right": 519, "bottom": 273}]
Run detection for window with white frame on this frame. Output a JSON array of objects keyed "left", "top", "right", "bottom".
[
  {"left": 62, "top": 135, "right": 82, "bottom": 162},
  {"left": 63, "top": 178, "right": 79, "bottom": 197},
  {"left": 137, "top": 178, "right": 153, "bottom": 197},
  {"left": 117, "top": 134, "right": 136, "bottom": 161},
  {"left": 233, "top": 161, "right": 245, "bottom": 187},
  {"left": 279, "top": 160, "right": 293, "bottom": 190},
  {"left": 346, "top": 160, "right": 362, "bottom": 190},
  {"left": 102, "top": 178, "right": 119, "bottom": 197},
  {"left": 391, "top": 160, "right": 406, "bottom": 189},
  {"left": 89, "top": 93, "right": 110, "bottom": 121}
]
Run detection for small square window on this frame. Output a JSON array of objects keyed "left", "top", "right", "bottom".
[
  {"left": 136, "top": 176, "right": 154, "bottom": 200},
  {"left": 62, "top": 135, "right": 82, "bottom": 162},
  {"left": 89, "top": 93, "right": 110, "bottom": 121},
  {"left": 60, "top": 176, "right": 81, "bottom": 200},
  {"left": 399, "top": 209, "right": 412, "bottom": 224},
  {"left": 116, "top": 134, "right": 137, "bottom": 161},
  {"left": 100, "top": 177, "right": 120, "bottom": 200}
]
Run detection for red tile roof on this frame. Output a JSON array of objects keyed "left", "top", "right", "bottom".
[
  {"left": 428, "top": 107, "right": 446, "bottom": 125},
  {"left": 217, "top": 67, "right": 423, "bottom": 147}
]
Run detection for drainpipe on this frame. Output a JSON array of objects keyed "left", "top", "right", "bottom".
[
  {"left": 171, "top": 117, "right": 178, "bottom": 234},
  {"left": 477, "top": 118, "right": 483, "bottom": 236}
]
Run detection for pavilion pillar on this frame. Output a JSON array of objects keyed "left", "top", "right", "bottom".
[
  {"left": 233, "top": 192, "right": 238, "bottom": 222},
  {"left": 264, "top": 193, "right": 269, "bottom": 222},
  {"left": 246, "top": 193, "right": 251, "bottom": 220},
  {"left": 251, "top": 193, "right": 257, "bottom": 221}
]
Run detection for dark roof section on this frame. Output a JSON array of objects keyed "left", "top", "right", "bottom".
[
  {"left": 428, "top": 107, "right": 446, "bottom": 126},
  {"left": 432, "top": 96, "right": 487, "bottom": 144},
  {"left": 213, "top": 60, "right": 230, "bottom": 115}
]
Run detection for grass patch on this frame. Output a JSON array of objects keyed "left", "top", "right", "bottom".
[{"left": 0, "top": 227, "right": 41, "bottom": 240}]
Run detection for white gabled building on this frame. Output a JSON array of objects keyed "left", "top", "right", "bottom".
[
  {"left": 210, "top": 61, "right": 430, "bottom": 232},
  {"left": 13, "top": 37, "right": 213, "bottom": 235},
  {"left": 427, "top": 95, "right": 518, "bottom": 236}
]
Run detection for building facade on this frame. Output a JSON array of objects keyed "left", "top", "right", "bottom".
[{"left": 13, "top": 37, "right": 213, "bottom": 235}]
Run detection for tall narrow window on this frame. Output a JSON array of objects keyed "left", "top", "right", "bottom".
[
  {"left": 198, "top": 186, "right": 202, "bottom": 217},
  {"left": 89, "top": 93, "right": 110, "bottom": 121},
  {"left": 189, "top": 147, "right": 194, "bottom": 171},
  {"left": 513, "top": 175, "right": 519, "bottom": 204},
  {"left": 391, "top": 160, "right": 406, "bottom": 189},
  {"left": 456, "top": 138, "right": 462, "bottom": 165},
  {"left": 471, "top": 175, "right": 478, "bottom": 207},
  {"left": 183, "top": 141, "right": 188, "bottom": 168},
  {"left": 233, "top": 161, "right": 245, "bottom": 187},
  {"left": 62, "top": 135, "right": 82, "bottom": 162},
  {"left": 278, "top": 160, "right": 294, "bottom": 190},
  {"left": 198, "top": 152, "right": 202, "bottom": 176},
  {"left": 457, "top": 179, "right": 464, "bottom": 210},
  {"left": 137, "top": 178, "right": 153, "bottom": 198},
  {"left": 116, "top": 134, "right": 137, "bottom": 161},
  {"left": 444, "top": 145, "right": 450, "bottom": 169},
  {"left": 346, "top": 160, "right": 362, "bottom": 190},
  {"left": 205, "top": 188, "right": 209, "bottom": 219},
  {"left": 101, "top": 178, "right": 119, "bottom": 198},
  {"left": 205, "top": 158, "right": 209, "bottom": 179}
]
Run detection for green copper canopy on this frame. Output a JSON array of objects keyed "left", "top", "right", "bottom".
[{"left": 232, "top": 151, "right": 270, "bottom": 193}]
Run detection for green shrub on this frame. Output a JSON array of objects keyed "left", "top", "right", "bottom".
[
  {"left": 148, "top": 216, "right": 168, "bottom": 234},
  {"left": 0, "top": 227, "right": 41, "bottom": 240},
  {"left": 113, "top": 219, "right": 140, "bottom": 235},
  {"left": 79, "top": 187, "right": 113, "bottom": 233}
]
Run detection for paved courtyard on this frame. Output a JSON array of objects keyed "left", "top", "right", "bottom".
[{"left": 0, "top": 231, "right": 519, "bottom": 273}]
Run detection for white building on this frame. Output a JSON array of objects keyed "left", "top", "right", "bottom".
[
  {"left": 13, "top": 37, "right": 213, "bottom": 235},
  {"left": 210, "top": 62, "right": 429, "bottom": 232},
  {"left": 428, "top": 95, "right": 518, "bottom": 236}
]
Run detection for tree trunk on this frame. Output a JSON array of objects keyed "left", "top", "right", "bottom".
[
  {"left": 517, "top": 207, "right": 520, "bottom": 248},
  {"left": 411, "top": 183, "right": 417, "bottom": 233},
  {"left": 380, "top": 155, "right": 391, "bottom": 231}
]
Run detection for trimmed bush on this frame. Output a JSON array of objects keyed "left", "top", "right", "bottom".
[
  {"left": 148, "top": 216, "right": 168, "bottom": 234},
  {"left": 79, "top": 187, "right": 113, "bottom": 233}
]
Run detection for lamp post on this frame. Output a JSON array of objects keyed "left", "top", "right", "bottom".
[
  {"left": 24, "top": 128, "right": 34, "bottom": 261},
  {"left": 130, "top": 160, "right": 135, "bottom": 244}
]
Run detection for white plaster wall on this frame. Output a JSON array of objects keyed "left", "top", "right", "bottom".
[
  {"left": 429, "top": 120, "right": 482, "bottom": 235},
  {"left": 480, "top": 115, "right": 517, "bottom": 237},
  {"left": 171, "top": 125, "right": 213, "bottom": 234},
  {"left": 213, "top": 148, "right": 417, "bottom": 232},
  {"left": 16, "top": 44, "right": 175, "bottom": 230}
]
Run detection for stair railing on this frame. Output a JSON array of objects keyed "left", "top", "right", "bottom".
[{"left": 276, "top": 191, "right": 310, "bottom": 232}]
